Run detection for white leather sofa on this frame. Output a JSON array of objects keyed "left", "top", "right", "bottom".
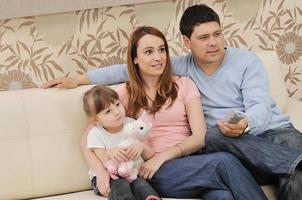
[{"left": 1, "top": 50, "right": 301, "bottom": 200}]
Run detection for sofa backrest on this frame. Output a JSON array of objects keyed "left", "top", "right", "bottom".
[{"left": 0, "top": 86, "right": 93, "bottom": 200}]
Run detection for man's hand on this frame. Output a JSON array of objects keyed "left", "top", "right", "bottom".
[
  {"left": 106, "top": 147, "right": 128, "bottom": 162},
  {"left": 41, "top": 74, "right": 90, "bottom": 89},
  {"left": 217, "top": 118, "right": 248, "bottom": 137},
  {"left": 139, "top": 155, "right": 165, "bottom": 180},
  {"left": 126, "top": 142, "right": 144, "bottom": 160}
]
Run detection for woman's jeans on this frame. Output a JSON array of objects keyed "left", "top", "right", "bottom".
[
  {"left": 150, "top": 152, "right": 267, "bottom": 200},
  {"left": 205, "top": 125, "right": 302, "bottom": 200}
]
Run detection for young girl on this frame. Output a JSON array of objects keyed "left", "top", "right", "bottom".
[{"left": 82, "top": 85, "right": 161, "bottom": 200}]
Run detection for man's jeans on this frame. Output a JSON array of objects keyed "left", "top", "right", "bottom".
[
  {"left": 150, "top": 152, "right": 267, "bottom": 200},
  {"left": 205, "top": 126, "right": 302, "bottom": 177},
  {"left": 205, "top": 125, "right": 302, "bottom": 200}
]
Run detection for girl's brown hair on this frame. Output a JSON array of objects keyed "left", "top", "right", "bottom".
[
  {"left": 83, "top": 85, "right": 119, "bottom": 117},
  {"left": 126, "top": 26, "right": 178, "bottom": 118}
]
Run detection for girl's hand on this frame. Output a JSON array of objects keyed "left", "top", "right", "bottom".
[
  {"left": 126, "top": 142, "right": 144, "bottom": 160},
  {"left": 95, "top": 170, "right": 111, "bottom": 197},
  {"left": 106, "top": 147, "right": 128, "bottom": 162},
  {"left": 139, "top": 155, "right": 165, "bottom": 180}
]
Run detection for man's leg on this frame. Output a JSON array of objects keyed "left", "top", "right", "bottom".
[
  {"left": 205, "top": 126, "right": 302, "bottom": 176},
  {"left": 150, "top": 152, "right": 267, "bottom": 200},
  {"left": 108, "top": 179, "right": 136, "bottom": 200},
  {"left": 259, "top": 126, "right": 302, "bottom": 150},
  {"left": 260, "top": 127, "right": 302, "bottom": 200},
  {"left": 205, "top": 126, "right": 302, "bottom": 200},
  {"left": 277, "top": 167, "right": 302, "bottom": 200}
]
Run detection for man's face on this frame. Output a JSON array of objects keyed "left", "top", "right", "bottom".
[{"left": 183, "top": 22, "right": 225, "bottom": 67}]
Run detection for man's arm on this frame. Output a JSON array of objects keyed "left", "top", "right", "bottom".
[
  {"left": 41, "top": 64, "right": 128, "bottom": 88},
  {"left": 241, "top": 58, "right": 273, "bottom": 135},
  {"left": 41, "top": 74, "right": 90, "bottom": 89},
  {"left": 87, "top": 64, "right": 128, "bottom": 84},
  {"left": 42, "top": 55, "right": 190, "bottom": 89},
  {"left": 171, "top": 55, "right": 190, "bottom": 76}
]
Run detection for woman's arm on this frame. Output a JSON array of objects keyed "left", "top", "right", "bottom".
[
  {"left": 158, "top": 97, "right": 206, "bottom": 158},
  {"left": 140, "top": 97, "right": 206, "bottom": 179},
  {"left": 93, "top": 148, "right": 110, "bottom": 165},
  {"left": 126, "top": 142, "right": 155, "bottom": 161},
  {"left": 142, "top": 143, "right": 155, "bottom": 160}
]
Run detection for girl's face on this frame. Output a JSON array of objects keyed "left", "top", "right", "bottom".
[
  {"left": 134, "top": 34, "right": 167, "bottom": 79},
  {"left": 95, "top": 100, "right": 125, "bottom": 133}
]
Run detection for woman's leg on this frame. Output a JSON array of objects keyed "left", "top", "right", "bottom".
[
  {"left": 150, "top": 152, "right": 267, "bottom": 200},
  {"left": 131, "top": 177, "right": 161, "bottom": 200},
  {"left": 108, "top": 179, "right": 136, "bottom": 200}
]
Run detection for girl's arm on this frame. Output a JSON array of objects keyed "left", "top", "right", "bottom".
[
  {"left": 80, "top": 127, "right": 112, "bottom": 197},
  {"left": 92, "top": 148, "right": 110, "bottom": 165},
  {"left": 140, "top": 97, "right": 206, "bottom": 179},
  {"left": 80, "top": 126, "right": 107, "bottom": 176}
]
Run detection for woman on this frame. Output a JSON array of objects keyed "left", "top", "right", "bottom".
[{"left": 81, "top": 26, "right": 267, "bottom": 200}]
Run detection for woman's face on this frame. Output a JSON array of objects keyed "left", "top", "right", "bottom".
[{"left": 134, "top": 34, "right": 167, "bottom": 79}]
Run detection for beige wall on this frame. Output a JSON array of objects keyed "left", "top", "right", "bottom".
[
  {"left": 0, "top": 0, "right": 164, "bottom": 20},
  {"left": 0, "top": 0, "right": 301, "bottom": 101}
]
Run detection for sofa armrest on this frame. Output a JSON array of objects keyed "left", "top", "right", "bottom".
[{"left": 285, "top": 98, "right": 302, "bottom": 132}]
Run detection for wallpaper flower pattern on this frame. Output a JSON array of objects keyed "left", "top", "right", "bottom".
[{"left": 0, "top": 0, "right": 301, "bottom": 101}]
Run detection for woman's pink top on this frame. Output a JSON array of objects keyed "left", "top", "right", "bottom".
[{"left": 117, "top": 76, "right": 200, "bottom": 153}]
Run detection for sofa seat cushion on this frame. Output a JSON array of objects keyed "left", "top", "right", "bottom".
[
  {"left": 34, "top": 190, "right": 199, "bottom": 200},
  {"left": 33, "top": 185, "right": 276, "bottom": 200}
]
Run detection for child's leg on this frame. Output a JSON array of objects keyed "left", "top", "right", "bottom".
[
  {"left": 131, "top": 178, "right": 161, "bottom": 200},
  {"left": 91, "top": 176, "right": 102, "bottom": 196},
  {"left": 109, "top": 178, "right": 136, "bottom": 200}
]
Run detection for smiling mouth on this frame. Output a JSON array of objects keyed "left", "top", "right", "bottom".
[
  {"left": 207, "top": 49, "right": 219, "bottom": 54},
  {"left": 151, "top": 63, "right": 163, "bottom": 69}
]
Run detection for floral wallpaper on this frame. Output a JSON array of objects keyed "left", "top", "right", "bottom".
[{"left": 0, "top": 0, "right": 301, "bottom": 101}]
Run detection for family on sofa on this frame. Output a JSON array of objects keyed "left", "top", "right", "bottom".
[{"left": 42, "top": 4, "right": 302, "bottom": 200}]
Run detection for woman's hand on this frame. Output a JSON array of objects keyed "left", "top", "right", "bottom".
[
  {"left": 139, "top": 155, "right": 165, "bottom": 180},
  {"left": 126, "top": 142, "right": 145, "bottom": 160},
  {"left": 106, "top": 147, "right": 128, "bottom": 162}
]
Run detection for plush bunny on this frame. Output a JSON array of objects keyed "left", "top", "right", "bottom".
[{"left": 105, "top": 118, "right": 152, "bottom": 182}]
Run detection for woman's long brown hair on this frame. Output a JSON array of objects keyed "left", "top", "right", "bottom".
[{"left": 126, "top": 26, "right": 178, "bottom": 119}]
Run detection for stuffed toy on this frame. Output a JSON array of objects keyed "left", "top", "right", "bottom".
[{"left": 105, "top": 118, "right": 152, "bottom": 182}]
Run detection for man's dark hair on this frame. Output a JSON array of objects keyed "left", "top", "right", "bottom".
[{"left": 180, "top": 4, "right": 221, "bottom": 38}]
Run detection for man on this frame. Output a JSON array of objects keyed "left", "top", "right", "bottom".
[{"left": 43, "top": 4, "right": 302, "bottom": 200}]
